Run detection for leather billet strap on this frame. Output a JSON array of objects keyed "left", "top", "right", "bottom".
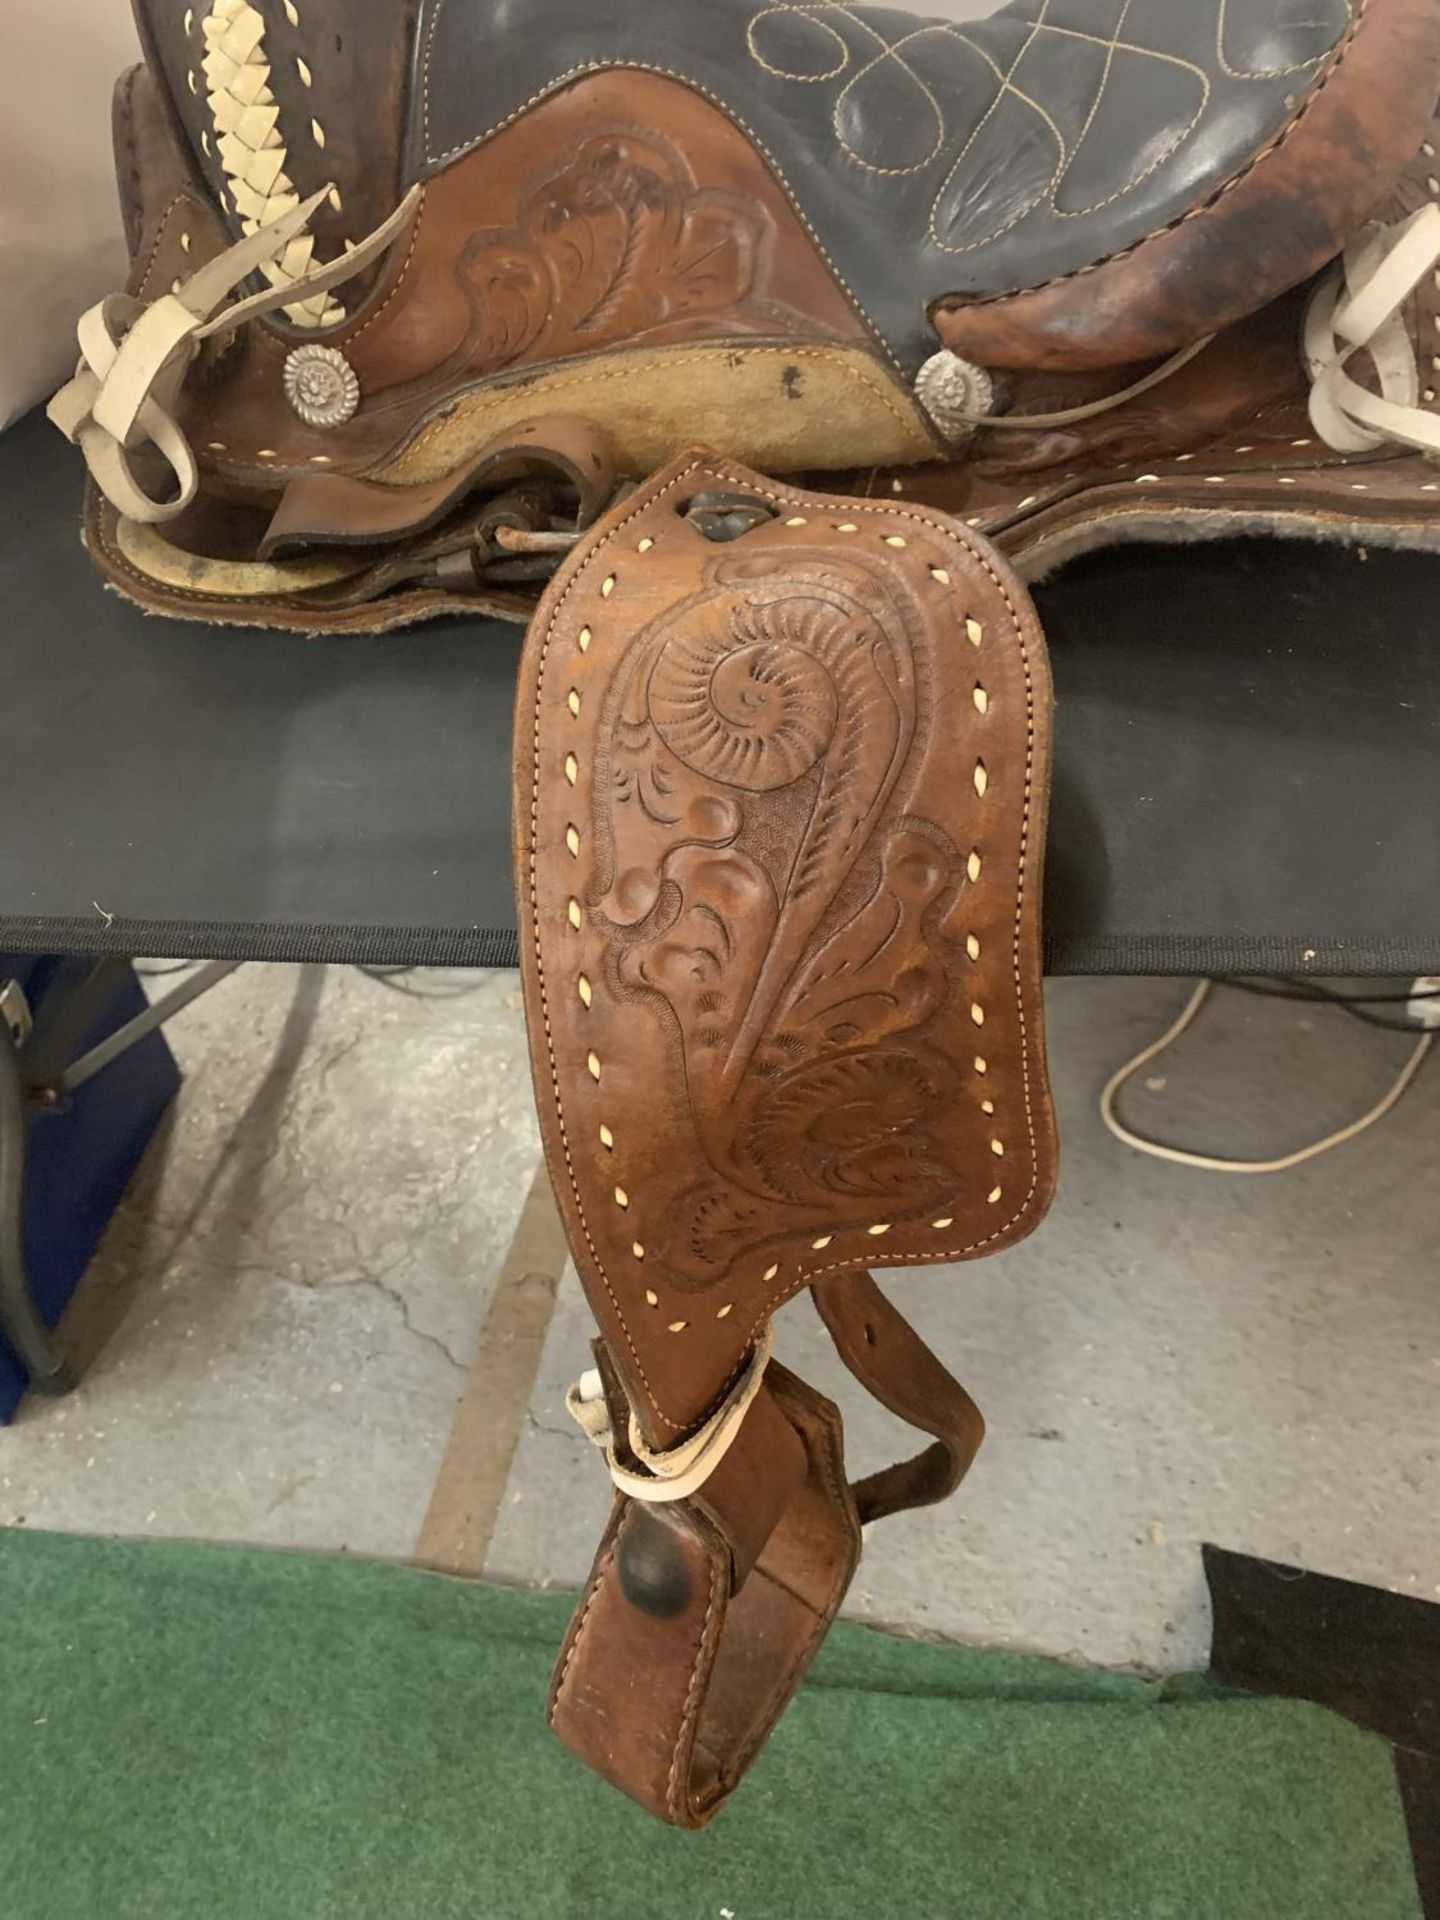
[
  {"left": 514, "top": 451, "right": 1057, "bottom": 1822},
  {"left": 813, "top": 1270, "right": 984, "bottom": 1523}
]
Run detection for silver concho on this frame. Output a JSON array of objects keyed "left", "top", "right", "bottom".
[
  {"left": 913, "top": 349, "right": 995, "bottom": 445},
  {"left": 282, "top": 343, "right": 361, "bottom": 429}
]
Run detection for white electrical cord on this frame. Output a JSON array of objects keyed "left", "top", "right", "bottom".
[{"left": 1100, "top": 980, "right": 1435, "bottom": 1175}]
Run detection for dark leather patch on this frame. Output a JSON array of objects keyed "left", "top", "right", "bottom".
[{"left": 616, "top": 1509, "right": 694, "bottom": 1619}]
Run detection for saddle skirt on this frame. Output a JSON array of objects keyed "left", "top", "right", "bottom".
[{"left": 45, "top": 0, "right": 1440, "bottom": 1826}]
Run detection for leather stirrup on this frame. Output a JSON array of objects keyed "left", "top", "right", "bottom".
[{"left": 513, "top": 451, "right": 1058, "bottom": 1824}]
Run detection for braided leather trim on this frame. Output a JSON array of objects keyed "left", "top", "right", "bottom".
[{"left": 197, "top": 0, "right": 342, "bottom": 327}]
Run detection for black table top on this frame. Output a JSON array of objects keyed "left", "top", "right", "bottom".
[{"left": 3, "top": 408, "right": 1438, "bottom": 976}]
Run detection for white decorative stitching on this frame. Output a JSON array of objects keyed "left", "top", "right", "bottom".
[
  {"left": 747, "top": 6, "right": 848, "bottom": 84},
  {"left": 1032, "top": 22, "right": 1211, "bottom": 226}
]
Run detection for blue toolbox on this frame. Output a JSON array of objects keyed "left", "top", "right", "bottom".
[{"left": 0, "top": 956, "right": 180, "bottom": 1422}]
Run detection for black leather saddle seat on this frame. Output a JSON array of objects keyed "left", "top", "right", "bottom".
[
  {"left": 135, "top": 0, "right": 1437, "bottom": 378},
  {"left": 413, "top": 0, "right": 1361, "bottom": 371}
]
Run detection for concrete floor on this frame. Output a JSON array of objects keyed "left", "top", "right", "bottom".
[{"left": 3, "top": 964, "right": 1437, "bottom": 1675}]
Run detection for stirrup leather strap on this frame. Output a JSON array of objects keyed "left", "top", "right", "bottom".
[
  {"left": 549, "top": 1286, "right": 983, "bottom": 1827},
  {"left": 514, "top": 451, "right": 1057, "bottom": 1824}
]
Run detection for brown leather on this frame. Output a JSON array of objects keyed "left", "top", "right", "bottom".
[
  {"left": 112, "top": 60, "right": 207, "bottom": 264},
  {"left": 258, "top": 414, "right": 619, "bottom": 556},
  {"left": 812, "top": 1271, "right": 984, "bottom": 1524},
  {"left": 549, "top": 1362, "right": 860, "bottom": 1827},
  {"left": 151, "top": 70, "right": 889, "bottom": 492},
  {"left": 965, "top": 295, "right": 1314, "bottom": 488},
  {"left": 81, "top": 486, "right": 549, "bottom": 634},
  {"left": 82, "top": 418, "right": 623, "bottom": 635},
  {"left": 516, "top": 450, "right": 1055, "bottom": 1819},
  {"left": 515, "top": 451, "right": 1056, "bottom": 1443},
  {"left": 49, "top": 2, "right": 1440, "bottom": 1833},
  {"left": 930, "top": 0, "right": 1440, "bottom": 373},
  {"left": 551, "top": 1276, "right": 997, "bottom": 1825},
  {"left": 345, "top": 72, "right": 871, "bottom": 391}
]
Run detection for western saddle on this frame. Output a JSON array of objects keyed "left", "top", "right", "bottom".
[{"left": 49, "top": 0, "right": 1440, "bottom": 1825}]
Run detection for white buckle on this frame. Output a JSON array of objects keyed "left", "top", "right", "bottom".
[{"left": 566, "top": 1325, "right": 774, "bottom": 1504}]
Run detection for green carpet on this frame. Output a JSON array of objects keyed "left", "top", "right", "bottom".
[{"left": 0, "top": 1529, "right": 1418, "bottom": 1920}]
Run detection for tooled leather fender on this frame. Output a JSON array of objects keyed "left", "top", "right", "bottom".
[{"left": 514, "top": 452, "right": 1056, "bottom": 1821}]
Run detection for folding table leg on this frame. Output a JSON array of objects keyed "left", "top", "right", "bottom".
[{"left": 0, "top": 1016, "right": 75, "bottom": 1395}]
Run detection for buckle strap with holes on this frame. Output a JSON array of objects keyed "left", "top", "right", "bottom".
[{"left": 47, "top": 184, "right": 420, "bottom": 524}]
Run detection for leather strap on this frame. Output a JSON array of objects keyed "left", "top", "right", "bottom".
[
  {"left": 1305, "top": 203, "right": 1440, "bottom": 455},
  {"left": 812, "top": 1271, "right": 984, "bottom": 1524},
  {"left": 258, "top": 415, "right": 619, "bottom": 559},
  {"left": 550, "top": 1277, "right": 984, "bottom": 1826},
  {"left": 514, "top": 451, "right": 1056, "bottom": 1822},
  {"left": 48, "top": 183, "right": 420, "bottom": 523}
]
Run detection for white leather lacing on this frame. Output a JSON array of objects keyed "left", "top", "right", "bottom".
[
  {"left": 1305, "top": 202, "right": 1440, "bottom": 456},
  {"left": 566, "top": 1326, "right": 775, "bottom": 1503},
  {"left": 47, "top": 184, "right": 420, "bottom": 524}
]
